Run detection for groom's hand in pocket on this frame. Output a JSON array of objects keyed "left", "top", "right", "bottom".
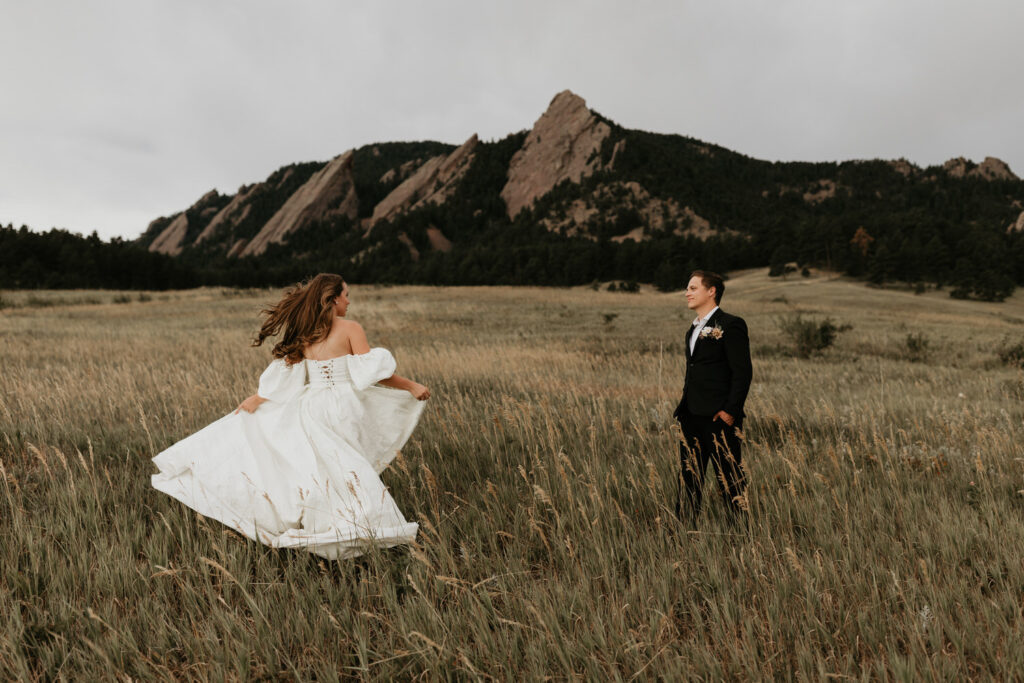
[{"left": 713, "top": 410, "right": 735, "bottom": 427}]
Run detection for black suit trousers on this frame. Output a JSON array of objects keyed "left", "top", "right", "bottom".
[{"left": 677, "top": 412, "right": 747, "bottom": 519}]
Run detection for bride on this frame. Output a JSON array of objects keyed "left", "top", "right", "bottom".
[{"left": 151, "top": 273, "right": 430, "bottom": 560}]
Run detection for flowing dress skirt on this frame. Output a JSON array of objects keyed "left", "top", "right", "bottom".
[{"left": 151, "top": 350, "right": 424, "bottom": 560}]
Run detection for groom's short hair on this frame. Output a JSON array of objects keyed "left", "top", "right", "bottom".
[{"left": 691, "top": 270, "right": 725, "bottom": 304}]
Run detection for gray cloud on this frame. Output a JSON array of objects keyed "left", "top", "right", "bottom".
[{"left": 1, "top": 0, "right": 1021, "bottom": 240}]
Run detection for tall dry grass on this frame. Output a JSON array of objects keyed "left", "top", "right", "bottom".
[{"left": 2, "top": 270, "right": 1024, "bottom": 679}]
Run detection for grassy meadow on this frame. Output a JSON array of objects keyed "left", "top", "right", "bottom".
[{"left": 2, "top": 269, "right": 1024, "bottom": 679}]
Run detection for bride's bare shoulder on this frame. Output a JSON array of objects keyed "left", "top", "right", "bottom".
[
  {"left": 331, "top": 318, "right": 364, "bottom": 332},
  {"left": 330, "top": 318, "right": 368, "bottom": 340},
  {"left": 331, "top": 318, "right": 370, "bottom": 353}
]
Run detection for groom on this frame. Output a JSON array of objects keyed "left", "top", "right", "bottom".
[{"left": 673, "top": 270, "right": 752, "bottom": 524}]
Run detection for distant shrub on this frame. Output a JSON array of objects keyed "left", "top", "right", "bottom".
[
  {"left": 619, "top": 280, "right": 639, "bottom": 293},
  {"left": 769, "top": 261, "right": 799, "bottom": 278},
  {"left": 221, "top": 287, "right": 263, "bottom": 298},
  {"left": 949, "top": 285, "right": 970, "bottom": 300},
  {"left": 1001, "top": 378, "right": 1024, "bottom": 400},
  {"left": 137, "top": 292, "right": 153, "bottom": 302},
  {"left": 778, "top": 314, "right": 849, "bottom": 358},
  {"left": 902, "top": 332, "right": 930, "bottom": 362},
  {"left": 602, "top": 313, "right": 619, "bottom": 325},
  {"left": 0, "top": 293, "right": 9, "bottom": 309},
  {"left": 950, "top": 272, "right": 1015, "bottom": 302},
  {"left": 113, "top": 294, "right": 133, "bottom": 304},
  {"left": 26, "top": 295, "right": 57, "bottom": 308},
  {"left": 999, "top": 342, "right": 1024, "bottom": 368}
]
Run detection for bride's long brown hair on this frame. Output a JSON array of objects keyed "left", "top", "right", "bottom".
[{"left": 253, "top": 273, "right": 345, "bottom": 365}]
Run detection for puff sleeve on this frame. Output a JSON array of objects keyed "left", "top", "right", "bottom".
[
  {"left": 256, "top": 358, "right": 307, "bottom": 403},
  {"left": 345, "top": 348, "right": 397, "bottom": 391}
]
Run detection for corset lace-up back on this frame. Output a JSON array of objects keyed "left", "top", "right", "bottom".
[{"left": 306, "top": 357, "right": 352, "bottom": 388}]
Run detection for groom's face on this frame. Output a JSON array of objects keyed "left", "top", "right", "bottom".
[{"left": 685, "top": 276, "right": 715, "bottom": 311}]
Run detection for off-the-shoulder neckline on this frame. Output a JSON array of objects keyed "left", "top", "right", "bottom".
[
  {"left": 302, "top": 349, "right": 381, "bottom": 363},
  {"left": 303, "top": 355, "right": 351, "bottom": 362}
]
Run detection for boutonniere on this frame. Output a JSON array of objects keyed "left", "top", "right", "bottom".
[{"left": 699, "top": 325, "right": 724, "bottom": 340}]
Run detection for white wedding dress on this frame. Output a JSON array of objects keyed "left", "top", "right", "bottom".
[{"left": 151, "top": 348, "right": 424, "bottom": 560}]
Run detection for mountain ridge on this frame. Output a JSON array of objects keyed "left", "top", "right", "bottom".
[
  {"left": 141, "top": 90, "right": 1022, "bottom": 258},
  {"left": 126, "top": 89, "right": 1024, "bottom": 299}
]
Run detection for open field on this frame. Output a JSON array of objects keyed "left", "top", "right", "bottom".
[{"left": 3, "top": 269, "right": 1024, "bottom": 679}]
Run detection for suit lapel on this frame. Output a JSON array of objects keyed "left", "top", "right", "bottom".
[
  {"left": 691, "top": 309, "right": 720, "bottom": 356},
  {"left": 685, "top": 323, "right": 695, "bottom": 360}
]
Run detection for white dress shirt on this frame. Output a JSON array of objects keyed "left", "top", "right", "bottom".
[{"left": 689, "top": 306, "right": 719, "bottom": 355}]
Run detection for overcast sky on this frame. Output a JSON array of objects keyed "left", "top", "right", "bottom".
[{"left": 2, "top": 0, "right": 1022, "bottom": 240}]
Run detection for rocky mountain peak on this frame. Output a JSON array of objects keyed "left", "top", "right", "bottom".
[
  {"left": 368, "top": 134, "right": 479, "bottom": 230},
  {"left": 195, "top": 185, "right": 257, "bottom": 245},
  {"left": 1008, "top": 210, "right": 1024, "bottom": 234},
  {"left": 147, "top": 190, "right": 225, "bottom": 255},
  {"left": 148, "top": 213, "right": 189, "bottom": 256},
  {"left": 975, "top": 156, "right": 1017, "bottom": 181},
  {"left": 240, "top": 150, "right": 358, "bottom": 257},
  {"left": 889, "top": 158, "right": 916, "bottom": 177},
  {"left": 943, "top": 156, "right": 1018, "bottom": 181},
  {"left": 942, "top": 157, "right": 970, "bottom": 177},
  {"left": 501, "top": 90, "right": 612, "bottom": 219}
]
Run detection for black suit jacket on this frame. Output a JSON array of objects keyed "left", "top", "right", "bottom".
[{"left": 674, "top": 309, "right": 752, "bottom": 420}]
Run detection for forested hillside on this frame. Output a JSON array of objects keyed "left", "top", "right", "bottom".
[{"left": 5, "top": 91, "right": 1023, "bottom": 299}]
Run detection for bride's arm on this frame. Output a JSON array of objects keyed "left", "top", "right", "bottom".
[
  {"left": 235, "top": 394, "right": 267, "bottom": 413},
  {"left": 348, "top": 322, "right": 430, "bottom": 400},
  {"left": 236, "top": 356, "right": 305, "bottom": 413},
  {"left": 378, "top": 374, "right": 430, "bottom": 399}
]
